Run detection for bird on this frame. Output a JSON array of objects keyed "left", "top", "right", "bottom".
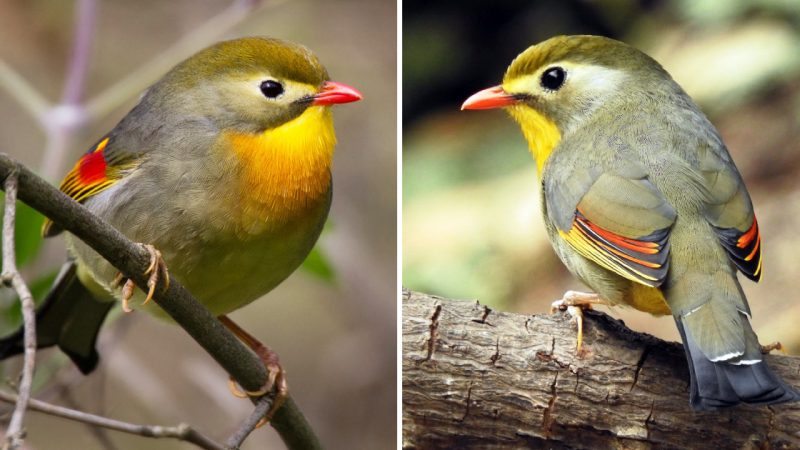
[
  {"left": 461, "top": 34, "right": 799, "bottom": 411},
  {"left": 0, "top": 36, "right": 362, "bottom": 419}
]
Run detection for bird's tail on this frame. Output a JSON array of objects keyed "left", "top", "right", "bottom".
[
  {"left": 0, "top": 260, "right": 113, "bottom": 374},
  {"left": 675, "top": 317, "right": 800, "bottom": 411}
]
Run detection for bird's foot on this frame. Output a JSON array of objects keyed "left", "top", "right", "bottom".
[
  {"left": 112, "top": 244, "right": 169, "bottom": 313},
  {"left": 761, "top": 341, "right": 787, "bottom": 355},
  {"left": 227, "top": 347, "right": 288, "bottom": 427},
  {"left": 220, "top": 315, "right": 288, "bottom": 427},
  {"left": 550, "top": 291, "right": 607, "bottom": 354}
]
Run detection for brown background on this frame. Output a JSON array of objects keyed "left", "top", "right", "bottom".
[{"left": 0, "top": 0, "right": 397, "bottom": 449}]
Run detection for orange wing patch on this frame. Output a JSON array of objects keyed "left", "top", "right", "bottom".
[
  {"left": 559, "top": 210, "right": 671, "bottom": 287},
  {"left": 714, "top": 216, "right": 762, "bottom": 282}
]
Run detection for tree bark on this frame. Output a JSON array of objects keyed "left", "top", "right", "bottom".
[{"left": 402, "top": 290, "right": 800, "bottom": 449}]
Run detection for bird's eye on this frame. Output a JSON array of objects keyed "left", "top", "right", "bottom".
[
  {"left": 260, "top": 80, "right": 284, "bottom": 98},
  {"left": 541, "top": 67, "right": 566, "bottom": 91}
]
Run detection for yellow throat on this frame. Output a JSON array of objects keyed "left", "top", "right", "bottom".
[
  {"left": 506, "top": 104, "right": 561, "bottom": 175},
  {"left": 224, "top": 105, "right": 336, "bottom": 233}
]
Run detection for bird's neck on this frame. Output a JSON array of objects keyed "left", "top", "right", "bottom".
[
  {"left": 508, "top": 106, "right": 561, "bottom": 175},
  {"left": 223, "top": 106, "right": 335, "bottom": 233}
]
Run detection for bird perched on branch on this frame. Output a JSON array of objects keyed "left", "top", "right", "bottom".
[
  {"left": 0, "top": 37, "right": 362, "bottom": 420},
  {"left": 462, "top": 35, "right": 799, "bottom": 410}
]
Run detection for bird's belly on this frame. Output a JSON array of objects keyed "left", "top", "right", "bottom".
[
  {"left": 160, "top": 217, "right": 325, "bottom": 316},
  {"left": 67, "top": 191, "right": 330, "bottom": 318},
  {"left": 623, "top": 283, "right": 671, "bottom": 316}
]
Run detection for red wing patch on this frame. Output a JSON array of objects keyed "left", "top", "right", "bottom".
[
  {"left": 75, "top": 149, "right": 107, "bottom": 185},
  {"left": 714, "top": 216, "right": 762, "bottom": 282},
  {"left": 559, "top": 210, "right": 671, "bottom": 287},
  {"left": 42, "top": 137, "right": 123, "bottom": 237},
  {"left": 59, "top": 137, "right": 116, "bottom": 203}
]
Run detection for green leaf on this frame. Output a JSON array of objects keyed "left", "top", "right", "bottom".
[
  {"left": 0, "top": 195, "right": 45, "bottom": 268},
  {"left": 0, "top": 270, "right": 56, "bottom": 336},
  {"left": 301, "top": 245, "right": 336, "bottom": 283},
  {"left": 14, "top": 201, "right": 45, "bottom": 267}
]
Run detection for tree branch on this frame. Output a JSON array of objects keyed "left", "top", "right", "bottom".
[
  {"left": 0, "top": 391, "right": 224, "bottom": 450},
  {"left": 0, "top": 155, "right": 322, "bottom": 449},
  {"left": 402, "top": 290, "right": 800, "bottom": 449},
  {"left": 1, "top": 173, "right": 37, "bottom": 450},
  {"left": 225, "top": 396, "right": 273, "bottom": 449}
]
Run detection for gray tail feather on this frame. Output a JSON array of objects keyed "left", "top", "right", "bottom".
[
  {"left": 0, "top": 261, "right": 113, "bottom": 374},
  {"left": 675, "top": 318, "right": 800, "bottom": 411}
]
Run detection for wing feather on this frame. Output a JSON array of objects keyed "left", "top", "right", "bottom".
[
  {"left": 550, "top": 169, "right": 676, "bottom": 288},
  {"left": 560, "top": 210, "right": 671, "bottom": 287},
  {"left": 42, "top": 136, "right": 140, "bottom": 237},
  {"left": 699, "top": 144, "right": 762, "bottom": 282},
  {"left": 713, "top": 217, "right": 762, "bottom": 282}
]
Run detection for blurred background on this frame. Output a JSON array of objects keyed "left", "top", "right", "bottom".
[
  {"left": 0, "top": 0, "right": 396, "bottom": 449},
  {"left": 404, "top": 1, "right": 800, "bottom": 351}
]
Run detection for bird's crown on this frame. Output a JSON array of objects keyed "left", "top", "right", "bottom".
[
  {"left": 166, "top": 37, "right": 329, "bottom": 87},
  {"left": 504, "top": 35, "right": 665, "bottom": 84}
]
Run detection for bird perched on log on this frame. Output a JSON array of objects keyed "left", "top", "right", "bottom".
[
  {"left": 462, "top": 34, "right": 799, "bottom": 410},
  {"left": 0, "top": 37, "right": 362, "bottom": 421}
]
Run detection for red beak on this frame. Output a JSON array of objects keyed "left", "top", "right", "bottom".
[
  {"left": 312, "top": 81, "right": 363, "bottom": 106},
  {"left": 461, "top": 85, "right": 518, "bottom": 110}
]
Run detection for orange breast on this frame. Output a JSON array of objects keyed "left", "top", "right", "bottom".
[{"left": 221, "top": 106, "right": 336, "bottom": 235}]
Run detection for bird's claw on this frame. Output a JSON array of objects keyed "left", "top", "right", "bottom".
[
  {"left": 761, "top": 342, "right": 787, "bottom": 355},
  {"left": 227, "top": 352, "right": 288, "bottom": 427},
  {"left": 141, "top": 244, "right": 169, "bottom": 306},
  {"left": 550, "top": 291, "right": 606, "bottom": 354},
  {"left": 113, "top": 243, "right": 169, "bottom": 313}
]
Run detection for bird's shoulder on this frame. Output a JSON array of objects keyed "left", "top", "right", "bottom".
[{"left": 42, "top": 132, "right": 149, "bottom": 237}]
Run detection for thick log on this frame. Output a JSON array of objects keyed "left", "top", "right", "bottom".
[{"left": 402, "top": 290, "right": 800, "bottom": 449}]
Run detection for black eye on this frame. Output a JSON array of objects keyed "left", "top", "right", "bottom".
[
  {"left": 260, "top": 80, "right": 284, "bottom": 98},
  {"left": 541, "top": 67, "right": 566, "bottom": 91}
]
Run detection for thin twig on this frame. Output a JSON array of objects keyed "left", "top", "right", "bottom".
[
  {"left": 1, "top": 172, "right": 17, "bottom": 294},
  {"left": 0, "top": 155, "right": 322, "bottom": 449},
  {"left": 0, "top": 173, "right": 37, "bottom": 450},
  {"left": 59, "top": 387, "right": 119, "bottom": 450},
  {"left": 225, "top": 396, "right": 273, "bottom": 449},
  {"left": 0, "top": 391, "right": 225, "bottom": 450}
]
